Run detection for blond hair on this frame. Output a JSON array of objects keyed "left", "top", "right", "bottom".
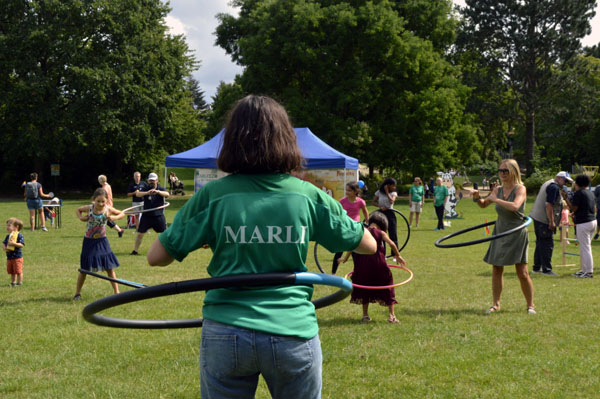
[
  {"left": 501, "top": 159, "right": 523, "bottom": 186},
  {"left": 6, "top": 217, "right": 23, "bottom": 231},
  {"left": 98, "top": 175, "right": 107, "bottom": 184}
]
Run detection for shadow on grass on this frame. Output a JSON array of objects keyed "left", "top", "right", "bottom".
[{"left": 0, "top": 295, "right": 76, "bottom": 305}]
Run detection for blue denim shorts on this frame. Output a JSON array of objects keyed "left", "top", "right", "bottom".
[
  {"left": 200, "top": 319, "right": 322, "bottom": 399},
  {"left": 26, "top": 198, "right": 43, "bottom": 210}
]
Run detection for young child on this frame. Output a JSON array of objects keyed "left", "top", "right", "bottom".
[
  {"left": 73, "top": 188, "right": 125, "bottom": 300},
  {"left": 3, "top": 218, "right": 25, "bottom": 287},
  {"left": 98, "top": 175, "right": 124, "bottom": 238},
  {"left": 339, "top": 212, "right": 406, "bottom": 323},
  {"left": 332, "top": 181, "right": 370, "bottom": 274},
  {"left": 560, "top": 199, "right": 570, "bottom": 244}
]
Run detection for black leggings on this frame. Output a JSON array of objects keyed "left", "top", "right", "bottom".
[
  {"left": 435, "top": 205, "right": 445, "bottom": 229},
  {"left": 382, "top": 209, "right": 398, "bottom": 255}
]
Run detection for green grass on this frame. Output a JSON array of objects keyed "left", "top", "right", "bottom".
[{"left": 1, "top": 195, "right": 599, "bottom": 398}]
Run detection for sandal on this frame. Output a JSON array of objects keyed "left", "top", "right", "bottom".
[
  {"left": 527, "top": 306, "right": 537, "bottom": 315},
  {"left": 484, "top": 306, "right": 499, "bottom": 314},
  {"left": 360, "top": 316, "right": 371, "bottom": 323},
  {"left": 387, "top": 315, "right": 399, "bottom": 323}
]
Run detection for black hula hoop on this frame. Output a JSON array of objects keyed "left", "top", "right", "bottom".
[
  {"left": 78, "top": 268, "right": 147, "bottom": 289},
  {"left": 82, "top": 272, "right": 353, "bottom": 329},
  {"left": 313, "top": 208, "right": 410, "bottom": 272},
  {"left": 434, "top": 216, "right": 532, "bottom": 248}
]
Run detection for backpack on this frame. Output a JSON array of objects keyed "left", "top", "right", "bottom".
[{"left": 26, "top": 182, "right": 38, "bottom": 199}]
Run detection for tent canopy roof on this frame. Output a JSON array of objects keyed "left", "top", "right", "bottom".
[{"left": 165, "top": 127, "right": 358, "bottom": 170}]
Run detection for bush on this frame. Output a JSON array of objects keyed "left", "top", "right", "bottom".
[{"left": 524, "top": 169, "right": 554, "bottom": 195}]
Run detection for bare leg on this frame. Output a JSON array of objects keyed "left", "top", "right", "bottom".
[
  {"left": 106, "top": 269, "right": 120, "bottom": 294},
  {"left": 409, "top": 212, "right": 414, "bottom": 226},
  {"left": 17, "top": 273, "right": 22, "bottom": 284},
  {"left": 29, "top": 209, "right": 35, "bottom": 231},
  {"left": 75, "top": 272, "right": 87, "bottom": 295},
  {"left": 415, "top": 212, "right": 421, "bottom": 226},
  {"left": 362, "top": 303, "right": 369, "bottom": 318},
  {"left": 133, "top": 233, "right": 145, "bottom": 252},
  {"left": 38, "top": 208, "right": 46, "bottom": 229},
  {"left": 491, "top": 265, "right": 504, "bottom": 309},
  {"left": 515, "top": 263, "right": 534, "bottom": 309}
]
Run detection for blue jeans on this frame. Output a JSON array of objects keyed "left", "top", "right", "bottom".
[
  {"left": 533, "top": 219, "right": 554, "bottom": 272},
  {"left": 200, "top": 319, "right": 322, "bottom": 399}
]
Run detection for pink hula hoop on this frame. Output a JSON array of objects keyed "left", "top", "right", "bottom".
[
  {"left": 344, "top": 264, "right": 413, "bottom": 290},
  {"left": 122, "top": 202, "right": 170, "bottom": 215}
]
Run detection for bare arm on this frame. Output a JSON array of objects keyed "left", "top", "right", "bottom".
[
  {"left": 76, "top": 205, "right": 90, "bottom": 222},
  {"left": 380, "top": 231, "right": 406, "bottom": 265},
  {"left": 107, "top": 206, "right": 125, "bottom": 221},
  {"left": 353, "top": 227, "right": 376, "bottom": 254},
  {"left": 492, "top": 185, "right": 526, "bottom": 212},
  {"left": 361, "top": 204, "right": 369, "bottom": 222},
  {"left": 147, "top": 238, "right": 174, "bottom": 266}
]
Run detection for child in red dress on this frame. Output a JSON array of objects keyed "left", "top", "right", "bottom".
[{"left": 339, "top": 212, "right": 406, "bottom": 323}]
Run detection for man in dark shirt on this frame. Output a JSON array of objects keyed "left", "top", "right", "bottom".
[{"left": 131, "top": 173, "right": 169, "bottom": 255}]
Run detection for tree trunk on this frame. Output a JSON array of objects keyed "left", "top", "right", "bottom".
[{"left": 525, "top": 111, "right": 535, "bottom": 176}]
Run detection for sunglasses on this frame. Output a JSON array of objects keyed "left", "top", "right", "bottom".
[{"left": 497, "top": 168, "right": 510, "bottom": 174}]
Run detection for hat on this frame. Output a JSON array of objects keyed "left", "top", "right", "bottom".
[
  {"left": 555, "top": 171, "right": 573, "bottom": 183},
  {"left": 148, "top": 173, "right": 158, "bottom": 181}
]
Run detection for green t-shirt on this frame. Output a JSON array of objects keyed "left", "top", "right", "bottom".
[
  {"left": 409, "top": 185, "right": 424, "bottom": 202},
  {"left": 434, "top": 185, "right": 449, "bottom": 207},
  {"left": 159, "top": 173, "right": 364, "bottom": 339}
]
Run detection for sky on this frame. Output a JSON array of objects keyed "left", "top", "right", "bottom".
[{"left": 165, "top": 0, "right": 600, "bottom": 102}]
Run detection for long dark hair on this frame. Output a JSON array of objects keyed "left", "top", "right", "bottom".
[
  {"left": 218, "top": 95, "right": 304, "bottom": 174},
  {"left": 378, "top": 178, "right": 397, "bottom": 194}
]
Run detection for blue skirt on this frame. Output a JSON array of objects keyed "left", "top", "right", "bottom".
[{"left": 80, "top": 237, "right": 120, "bottom": 272}]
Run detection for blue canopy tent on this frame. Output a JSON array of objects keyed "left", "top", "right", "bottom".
[
  {"left": 164, "top": 127, "right": 359, "bottom": 198},
  {"left": 165, "top": 127, "right": 358, "bottom": 169}
]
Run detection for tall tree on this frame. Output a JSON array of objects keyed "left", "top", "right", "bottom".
[
  {"left": 0, "top": 0, "right": 201, "bottom": 187},
  {"left": 216, "top": 0, "right": 479, "bottom": 177},
  {"left": 457, "top": 0, "right": 596, "bottom": 175}
]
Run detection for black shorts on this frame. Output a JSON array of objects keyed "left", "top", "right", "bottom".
[{"left": 137, "top": 214, "right": 167, "bottom": 234}]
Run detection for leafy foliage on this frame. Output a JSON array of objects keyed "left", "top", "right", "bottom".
[
  {"left": 215, "top": 0, "right": 480, "bottom": 177},
  {"left": 0, "top": 0, "right": 202, "bottom": 189}
]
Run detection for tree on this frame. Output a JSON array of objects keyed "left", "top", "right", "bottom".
[
  {"left": 216, "top": 0, "right": 479, "bottom": 177},
  {"left": 186, "top": 77, "right": 209, "bottom": 112},
  {"left": 457, "top": 0, "right": 596, "bottom": 175},
  {"left": 536, "top": 55, "right": 600, "bottom": 166},
  {"left": 0, "top": 0, "right": 201, "bottom": 188}
]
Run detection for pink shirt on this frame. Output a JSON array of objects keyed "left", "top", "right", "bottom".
[{"left": 340, "top": 197, "right": 366, "bottom": 221}]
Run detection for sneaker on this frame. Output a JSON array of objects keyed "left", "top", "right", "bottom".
[
  {"left": 434, "top": 228, "right": 440, "bottom": 231},
  {"left": 542, "top": 270, "right": 558, "bottom": 276},
  {"left": 41, "top": 226, "right": 48, "bottom": 232},
  {"left": 531, "top": 269, "right": 541, "bottom": 274},
  {"left": 118, "top": 230, "right": 124, "bottom": 238},
  {"left": 527, "top": 307, "right": 537, "bottom": 315},
  {"left": 576, "top": 272, "right": 593, "bottom": 279},
  {"left": 15, "top": 282, "right": 22, "bottom": 286},
  {"left": 73, "top": 294, "right": 81, "bottom": 300},
  {"left": 594, "top": 233, "right": 599, "bottom": 240},
  {"left": 130, "top": 250, "right": 138, "bottom": 256},
  {"left": 9, "top": 283, "right": 16, "bottom": 287},
  {"left": 572, "top": 270, "right": 585, "bottom": 277}
]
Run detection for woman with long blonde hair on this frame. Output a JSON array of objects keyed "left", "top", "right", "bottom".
[{"left": 472, "top": 159, "right": 535, "bottom": 314}]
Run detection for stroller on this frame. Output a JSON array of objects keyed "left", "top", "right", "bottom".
[{"left": 169, "top": 173, "right": 185, "bottom": 196}]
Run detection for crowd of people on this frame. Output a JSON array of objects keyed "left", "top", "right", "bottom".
[{"left": 5, "top": 95, "right": 599, "bottom": 398}]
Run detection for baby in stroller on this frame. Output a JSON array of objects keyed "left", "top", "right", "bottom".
[{"left": 169, "top": 172, "right": 185, "bottom": 195}]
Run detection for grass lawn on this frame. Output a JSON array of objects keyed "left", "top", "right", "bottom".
[{"left": 1, "top": 194, "right": 599, "bottom": 398}]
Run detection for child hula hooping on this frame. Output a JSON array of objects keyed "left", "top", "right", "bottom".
[
  {"left": 73, "top": 188, "right": 125, "bottom": 300},
  {"left": 331, "top": 181, "right": 369, "bottom": 274},
  {"left": 3, "top": 218, "right": 25, "bottom": 287},
  {"left": 339, "top": 212, "right": 406, "bottom": 323},
  {"left": 373, "top": 178, "right": 399, "bottom": 257}
]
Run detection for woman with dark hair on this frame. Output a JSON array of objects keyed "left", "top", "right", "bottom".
[
  {"left": 373, "top": 177, "right": 399, "bottom": 256},
  {"left": 147, "top": 95, "right": 376, "bottom": 398},
  {"left": 563, "top": 174, "right": 596, "bottom": 278}
]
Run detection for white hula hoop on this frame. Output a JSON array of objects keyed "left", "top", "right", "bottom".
[{"left": 123, "top": 202, "right": 170, "bottom": 215}]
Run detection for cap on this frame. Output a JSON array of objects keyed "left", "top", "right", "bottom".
[
  {"left": 555, "top": 171, "right": 573, "bottom": 183},
  {"left": 148, "top": 173, "right": 158, "bottom": 181}
]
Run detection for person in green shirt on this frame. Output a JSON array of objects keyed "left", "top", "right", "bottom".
[
  {"left": 433, "top": 177, "right": 449, "bottom": 230},
  {"left": 409, "top": 177, "right": 425, "bottom": 227},
  {"left": 147, "top": 95, "right": 376, "bottom": 399}
]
